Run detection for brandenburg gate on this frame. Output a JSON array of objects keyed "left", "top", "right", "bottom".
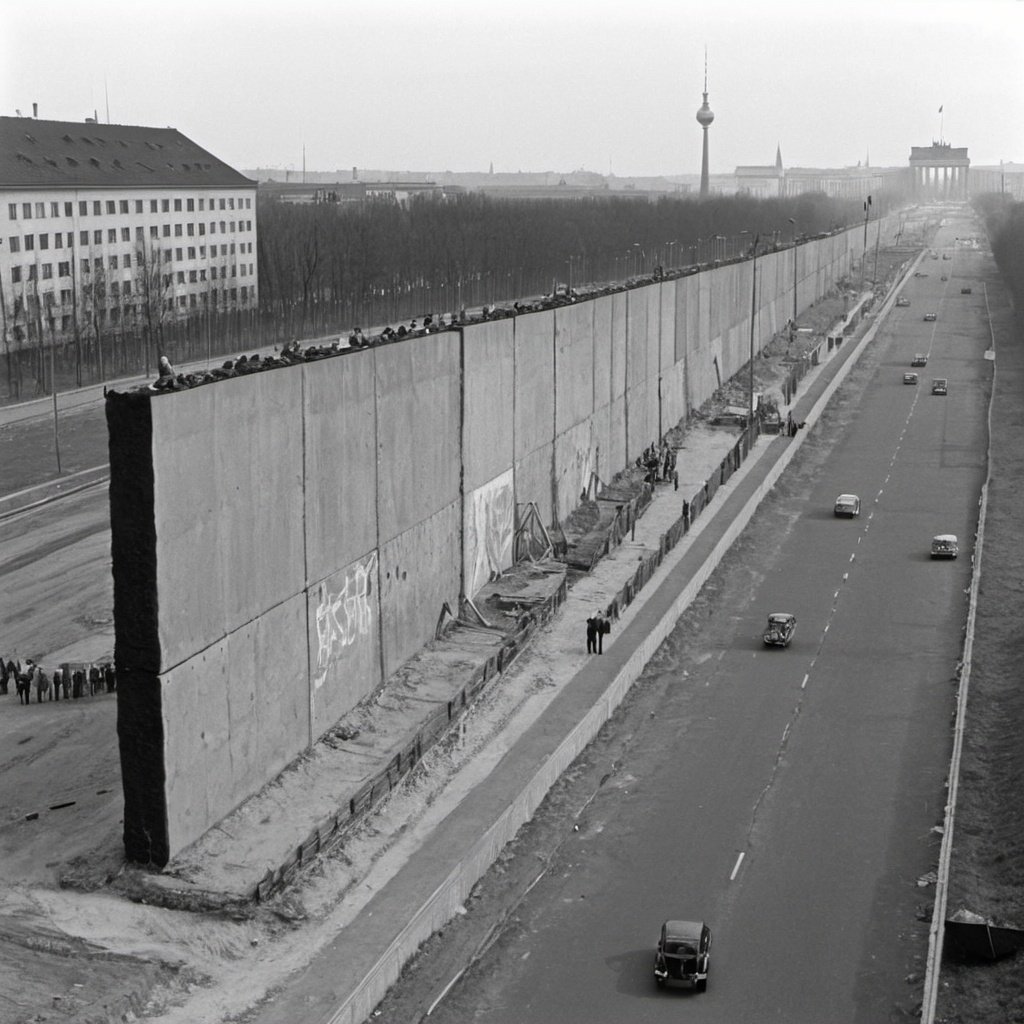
[{"left": 909, "top": 142, "right": 970, "bottom": 200}]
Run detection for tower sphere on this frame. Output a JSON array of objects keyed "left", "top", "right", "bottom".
[{"left": 696, "top": 94, "right": 715, "bottom": 127}]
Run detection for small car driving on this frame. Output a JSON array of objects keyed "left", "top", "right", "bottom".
[
  {"left": 654, "top": 920, "right": 711, "bottom": 991},
  {"left": 931, "top": 378, "right": 948, "bottom": 395},
  {"left": 903, "top": 372, "right": 919, "bottom": 385},
  {"left": 896, "top": 296, "right": 910, "bottom": 307},
  {"left": 930, "top": 534, "right": 959, "bottom": 559},
  {"left": 924, "top": 312, "right": 937, "bottom": 322},
  {"left": 911, "top": 353, "right": 928, "bottom": 367},
  {"left": 834, "top": 493, "right": 861, "bottom": 517},
  {"left": 763, "top": 612, "right": 797, "bottom": 647}
]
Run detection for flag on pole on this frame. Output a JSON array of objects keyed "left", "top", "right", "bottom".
[{"left": 938, "top": 105, "right": 943, "bottom": 113}]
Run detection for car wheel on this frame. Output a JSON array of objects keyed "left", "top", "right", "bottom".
[{"left": 696, "top": 978, "right": 707, "bottom": 993}]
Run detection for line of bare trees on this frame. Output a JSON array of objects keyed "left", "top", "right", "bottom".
[{"left": 1, "top": 188, "right": 883, "bottom": 404}]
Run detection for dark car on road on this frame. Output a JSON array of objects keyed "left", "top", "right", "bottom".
[
  {"left": 903, "top": 372, "right": 919, "bottom": 385},
  {"left": 654, "top": 920, "right": 711, "bottom": 991},
  {"left": 911, "top": 353, "right": 928, "bottom": 367},
  {"left": 931, "top": 378, "right": 948, "bottom": 396},
  {"left": 924, "top": 312, "right": 937, "bottom": 322},
  {"left": 763, "top": 612, "right": 797, "bottom": 647}
]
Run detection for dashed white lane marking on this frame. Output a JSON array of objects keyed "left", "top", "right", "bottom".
[
  {"left": 801, "top": 674, "right": 809, "bottom": 689},
  {"left": 730, "top": 852, "right": 745, "bottom": 881}
]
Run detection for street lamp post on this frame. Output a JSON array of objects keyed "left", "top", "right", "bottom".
[
  {"left": 747, "top": 233, "right": 760, "bottom": 433},
  {"left": 788, "top": 217, "right": 798, "bottom": 345},
  {"left": 860, "top": 194, "right": 872, "bottom": 292}
]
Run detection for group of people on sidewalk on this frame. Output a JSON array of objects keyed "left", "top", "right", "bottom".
[
  {"left": 1, "top": 656, "right": 115, "bottom": 706},
  {"left": 585, "top": 613, "right": 611, "bottom": 655},
  {"left": 638, "top": 441, "right": 679, "bottom": 489}
]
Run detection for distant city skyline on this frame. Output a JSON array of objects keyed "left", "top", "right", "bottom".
[{"left": 2, "top": 0, "right": 1021, "bottom": 177}]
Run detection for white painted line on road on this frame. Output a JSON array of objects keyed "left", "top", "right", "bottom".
[
  {"left": 823, "top": 623, "right": 830, "bottom": 632},
  {"left": 842, "top": 572, "right": 849, "bottom": 580},
  {"left": 730, "top": 852, "right": 745, "bottom": 881},
  {"left": 849, "top": 552, "right": 855, "bottom": 562},
  {"left": 801, "top": 674, "right": 809, "bottom": 689}
]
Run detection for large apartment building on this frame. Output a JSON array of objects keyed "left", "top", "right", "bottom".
[{"left": 0, "top": 114, "right": 257, "bottom": 349}]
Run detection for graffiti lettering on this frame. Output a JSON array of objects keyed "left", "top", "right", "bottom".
[{"left": 314, "top": 551, "right": 378, "bottom": 689}]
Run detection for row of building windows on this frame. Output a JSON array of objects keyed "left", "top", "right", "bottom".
[
  {"left": 7, "top": 219, "right": 254, "bottom": 252},
  {"left": 7, "top": 195, "right": 253, "bottom": 220},
  {"left": 9, "top": 286, "right": 255, "bottom": 338},
  {"left": 8, "top": 237, "right": 254, "bottom": 263},
  {"left": 10, "top": 260, "right": 255, "bottom": 285}
]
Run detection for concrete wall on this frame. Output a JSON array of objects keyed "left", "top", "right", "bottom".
[{"left": 108, "top": 221, "right": 879, "bottom": 865}]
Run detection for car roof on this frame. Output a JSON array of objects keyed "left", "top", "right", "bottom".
[
  {"left": 664, "top": 920, "right": 706, "bottom": 940},
  {"left": 933, "top": 534, "right": 958, "bottom": 543},
  {"left": 836, "top": 493, "right": 858, "bottom": 501},
  {"left": 768, "top": 612, "right": 795, "bottom": 621}
]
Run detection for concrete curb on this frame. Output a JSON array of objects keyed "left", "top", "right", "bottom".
[
  {"left": 322, "top": 283, "right": 893, "bottom": 1024},
  {"left": 0, "top": 465, "right": 109, "bottom": 519}
]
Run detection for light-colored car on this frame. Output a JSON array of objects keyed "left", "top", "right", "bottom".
[
  {"left": 931, "top": 378, "right": 948, "bottom": 396},
  {"left": 834, "top": 493, "right": 861, "bottom": 517},
  {"left": 903, "top": 372, "right": 919, "bottom": 385},
  {"left": 923, "top": 312, "right": 937, "bottom": 322},
  {"left": 930, "top": 534, "right": 959, "bottom": 559},
  {"left": 896, "top": 296, "right": 910, "bottom": 307}
]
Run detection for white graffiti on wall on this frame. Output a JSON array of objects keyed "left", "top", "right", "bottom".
[
  {"left": 314, "top": 551, "right": 378, "bottom": 689},
  {"left": 465, "top": 471, "right": 514, "bottom": 597}
]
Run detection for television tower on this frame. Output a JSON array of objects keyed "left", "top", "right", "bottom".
[{"left": 696, "top": 49, "right": 715, "bottom": 198}]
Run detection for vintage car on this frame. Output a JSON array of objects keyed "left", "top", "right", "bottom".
[
  {"left": 834, "top": 493, "right": 861, "bottom": 518},
  {"left": 931, "top": 378, "right": 948, "bottom": 396},
  {"left": 930, "top": 534, "right": 959, "bottom": 559},
  {"left": 961, "top": 287, "right": 973, "bottom": 294},
  {"left": 943, "top": 253, "right": 952, "bottom": 260},
  {"left": 903, "top": 372, "right": 919, "bottom": 385},
  {"left": 763, "top": 612, "right": 797, "bottom": 647},
  {"left": 654, "top": 920, "right": 711, "bottom": 991},
  {"left": 911, "top": 354, "right": 928, "bottom": 367},
  {"left": 923, "top": 312, "right": 937, "bottom": 322},
  {"left": 895, "top": 296, "right": 910, "bottom": 307}
]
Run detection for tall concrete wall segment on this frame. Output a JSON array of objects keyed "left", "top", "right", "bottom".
[{"left": 108, "top": 222, "right": 879, "bottom": 864}]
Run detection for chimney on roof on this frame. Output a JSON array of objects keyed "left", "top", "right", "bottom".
[{"left": 32, "top": 102, "right": 38, "bottom": 118}]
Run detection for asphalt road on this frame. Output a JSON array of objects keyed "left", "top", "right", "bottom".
[{"left": 378, "top": 225, "right": 989, "bottom": 1023}]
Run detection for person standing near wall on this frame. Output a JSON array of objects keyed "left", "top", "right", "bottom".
[{"left": 586, "top": 616, "right": 598, "bottom": 655}]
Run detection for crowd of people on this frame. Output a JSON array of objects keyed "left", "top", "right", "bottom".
[
  {"left": 638, "top": 441, "right": 679, "bottom": 489},
  {"left": 0, "top": 657, "right": 116, "bottom": 706}
]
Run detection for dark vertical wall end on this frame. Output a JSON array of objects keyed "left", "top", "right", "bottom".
[{"left": 106, "top": 391, "right": 168, "bottom": 867}]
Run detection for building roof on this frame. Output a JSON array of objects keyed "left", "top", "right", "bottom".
[{"left": 0, "top": 116, "right": 254, "bottom": 190}]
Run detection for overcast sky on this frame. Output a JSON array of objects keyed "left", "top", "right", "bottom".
[{"left": 2, "top": 0, "right": 1021, "bottom": 177}]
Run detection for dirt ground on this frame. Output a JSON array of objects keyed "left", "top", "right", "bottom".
[{"left": 4, "top": 237, "right": 1014, "bottom": 1024}]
